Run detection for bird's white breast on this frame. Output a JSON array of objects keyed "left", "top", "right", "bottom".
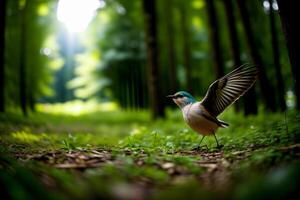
[{"left": 182, "top": 102, "right": 219, "bottom": 135}]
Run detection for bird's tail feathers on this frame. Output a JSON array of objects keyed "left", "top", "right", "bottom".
[{"left": 218, "top": 120, "right": 229, "bottom": 128}]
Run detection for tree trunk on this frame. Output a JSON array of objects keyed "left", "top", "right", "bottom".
[
  {"left": 277, "top": 0, "right": 300, "bottom": 110},
  {"left": 29, "top": 93, "right": 36, "bottom": 112},
  {"left": 205, "top": 0, "right": 224, "bottom": 78},
  {"left": 142, "top": 0, "right": 165, "bottom": 119},
  {"left": 179, "top": 5, "right": 192, "bottom": 92},
  {"left": 269, "top": 0, "right": 286, "bottom": 111},
  {"left": 19, "top": 2, "right": 28, "bottom": 116},
  {"left": 0, "top": 0, "right": 6, "bottom": 113},
  {"left": 223, "top": 0, "right": 242, "bottom": 67},
  {"left": 165, "top": 0, "right": 178, "bottom": 93},
  {"left": 223, "top": 0, "right": 258, "bottom": 115},
  {"left": 237, "top": 0, "right": 277, "bottom": 112}
]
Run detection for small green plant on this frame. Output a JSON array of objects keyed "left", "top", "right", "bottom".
[{"left": 62, "top": 134, "right": 78, "bottom": 150}]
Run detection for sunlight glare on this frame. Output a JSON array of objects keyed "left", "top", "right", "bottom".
[{"left": 57, "top": 0, "right": 101, "bottom": 32}]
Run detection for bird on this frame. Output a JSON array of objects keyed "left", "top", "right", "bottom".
[{"left": 167, "top": 64, "right": 259, "bottom": 149}]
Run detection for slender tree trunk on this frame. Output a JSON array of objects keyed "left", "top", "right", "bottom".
[
  {"left": 142, "top": 0, "right": 165, "bottom": 119},
  {"left": 269, "top": 0, "right": 286, "bottom": 111},
  {"left": 179, "top": 5, "right": 192, "bottom": 92},
  {"left": 29, "top": 94, "right": 36, "bottom": 112},
  {"left": 205, "top": 0, "right": 224, "bottom": 78},
  {"left": 237, "top": 0, "right": 277, "bottom": 112},
  {"left": 165, "top": 0, "right": 178, "bottom": 93},
  {"left": 243, "top": 88, "right": 258, "bottom": 115},
  {"left": 223, "top": 0, "right": 258, "bottom": 115},
  {"left": 19, "top": 2, "right": 28, "bottom": 116},
  {"left": 0, "top": 0, "right": 6, "bottom": 112},
  {"left": 277, "top": 0, "right": 300, "bottom": 110},
  {"left": 223, "top": 0, "right": 242, "bottom": 67}
]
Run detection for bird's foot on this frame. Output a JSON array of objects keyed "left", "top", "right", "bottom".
[{"left": 191, "top": 145, "right": 208, "bottom": 151}]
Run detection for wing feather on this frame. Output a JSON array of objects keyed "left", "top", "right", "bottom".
[{"left": 200, "top": 64, "right": 258, "bottom": 116}]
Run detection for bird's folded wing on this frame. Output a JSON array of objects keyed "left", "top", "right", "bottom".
[{"left": 200, "top": 64, "right": 258, "bottom": 116}]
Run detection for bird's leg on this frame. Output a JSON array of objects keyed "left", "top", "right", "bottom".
[
  {"left": 213, "top": 133, "right": 223, "bottom": 149},
  {"left": 192, "top": 136, "right": 208, "bottom": 151},
  {"left": 199, "top": 135, "right": 205, "bottom": 146}
]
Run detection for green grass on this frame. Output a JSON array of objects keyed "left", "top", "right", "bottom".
[{"left": 1, "top": 108, "right": 300, "bottom": 200}]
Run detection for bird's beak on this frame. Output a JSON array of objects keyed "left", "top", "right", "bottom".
[{"left": 166, "top": 95, "right": 175, "bottom": 99}]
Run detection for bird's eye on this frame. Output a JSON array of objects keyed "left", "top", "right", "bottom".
[{"left": 177, "top": 94, "right": 184, "bottom": 98}]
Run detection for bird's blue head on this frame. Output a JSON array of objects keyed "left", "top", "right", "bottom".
[{"left": 167, "top": 91, "right": 196, "bottom": 108}]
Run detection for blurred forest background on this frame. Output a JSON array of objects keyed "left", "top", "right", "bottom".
[{"left": 0, "top": 0, "right": 299, "bottom": 117}]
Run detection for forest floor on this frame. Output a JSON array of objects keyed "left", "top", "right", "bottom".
[{"left": 1, "top": 106, "right": 300, "bottom": 200}]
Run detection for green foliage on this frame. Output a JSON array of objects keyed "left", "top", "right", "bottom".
[
  {"left": 3, "top": 0, "right": 294, "bottom": 112},
  {"left": 97, "top": 0, "right": 148, "bottom": 108},
  {"left": 5, "top": 0, "right": 59, "bottom": 110},
  {"left": 0, "top": 156, "right": 58, "bottom": 200}
]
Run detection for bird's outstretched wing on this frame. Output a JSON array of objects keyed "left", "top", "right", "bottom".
[{"left": 201, "top": 64, "right": 258, "bottom": 116}]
